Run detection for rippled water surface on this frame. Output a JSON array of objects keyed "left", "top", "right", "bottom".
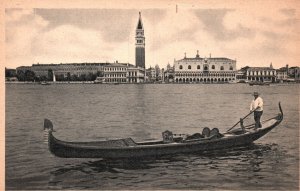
[{"left": 5, "top": 83, "right": 299, "bottom": 190}]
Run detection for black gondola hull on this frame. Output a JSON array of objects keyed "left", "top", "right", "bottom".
[{"left": 47, "top": 118, "right": 281, "bottom": 159}]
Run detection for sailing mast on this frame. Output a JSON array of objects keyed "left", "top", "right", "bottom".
[{"left": 53, "top": 71, "right": 56, "bottom": 82}]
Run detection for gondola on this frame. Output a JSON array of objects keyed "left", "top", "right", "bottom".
[{"left": 44, "top": 103, "right": 283, "bottom": 159}]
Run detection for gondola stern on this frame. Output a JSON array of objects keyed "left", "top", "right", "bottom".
[
  {"left": 278, "top": 102, "right": 283, "bottom": 121},
  {"left": 254, "top": 103, "right": 284, "bottom": 140},
  {"left": 272, "top": 102, "right": 284, "bottom": 128}
]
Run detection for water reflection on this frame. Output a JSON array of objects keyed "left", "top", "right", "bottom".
[{"left": 51, "top": 159, "right": 154, "bottom": 176}]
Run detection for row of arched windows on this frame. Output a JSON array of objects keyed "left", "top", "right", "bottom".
[
  {"left": 175, "top": 72, "right": 235, "bottom": 77},
  {"left": 175, "top": 78, "right": 234, "bottom": 83},
  {"left": 105, "top": 74, "right": 127, "bottom": 78},
  {"left": 128, "top": 72, "right": 138, "bottom": 76},
  {"left": 247, "top": 70, "right": 276, "bottom": 76},
  {"left": 106, "top": 79, "right": 127, "bottom": 83},
  {"left": 179, "top": 65, "right": 233, "bottom": 70},
  {"left": 105, "top": 67, "right": 126, "bottom": 71}
]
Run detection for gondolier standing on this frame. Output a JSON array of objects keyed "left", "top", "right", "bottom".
[{"left": 250, "top": 92, "right": 264, "bottom": 129}]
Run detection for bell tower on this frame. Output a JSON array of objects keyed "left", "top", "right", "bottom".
[{"left": 135, "top": 12, "right": 145, "bottom": 68}]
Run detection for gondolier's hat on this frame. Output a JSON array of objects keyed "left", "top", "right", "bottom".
[{"left": 253, "top": 92, "right": 260, "bottom": 96}]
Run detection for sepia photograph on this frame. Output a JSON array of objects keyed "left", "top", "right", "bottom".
[{"left": 2, "top": 0, "right": 300, "bottom": 190}]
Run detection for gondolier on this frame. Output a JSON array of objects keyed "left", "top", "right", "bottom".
[{"left": 250, "top": 92, "right": 263, "bottom": 129}]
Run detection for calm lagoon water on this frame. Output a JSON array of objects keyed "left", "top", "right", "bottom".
[{"left": 5, "top": 83, "right": 299, "bottom": 190}]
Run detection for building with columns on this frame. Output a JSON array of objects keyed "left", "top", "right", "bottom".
[
  {"left": 101, "top": 62, "right": 144, "bottom": 83},
  {"left": 246, "top": 63, "right": 277, "bottom": 82},
  {"left": 146, "top": 66, "right": 156, "bottom": 82},
  {"left": 174, "top": 51, "right": 236, "bottom": 83},
  {"left": 276, "top": 65, "right": 289, "bottom": 82},
  {"left": 127, "top": 65, "right": 145, "bottom": 83},
  {"left": 163, "top": 63, "right": 175, "bottom": 83},
  {"left": 135, "top": 12, "right": 145, "bottom": 69},
  {"left": 288, "top": 66, "right": 300, "bottom": 81}
]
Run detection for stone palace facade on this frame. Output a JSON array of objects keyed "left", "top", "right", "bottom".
[{"left": 174, "top": 51, "right": 236, "bottom": 83}]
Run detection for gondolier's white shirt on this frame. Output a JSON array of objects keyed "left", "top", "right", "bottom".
[{"left": 250, "top": 97, "right": 263, "bottom": 111}]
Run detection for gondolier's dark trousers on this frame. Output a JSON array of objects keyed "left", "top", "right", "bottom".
[{"left": 254, "top": 111, "right": 263, "bottom": 128}]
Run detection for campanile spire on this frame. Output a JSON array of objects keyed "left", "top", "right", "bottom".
[{"left": 135, "top": 12, "right": 145, "bottom": 68}]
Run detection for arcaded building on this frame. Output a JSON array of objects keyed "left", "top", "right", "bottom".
[
  {"left": 246, "top": 64, "right": 277, "bottom": 82},
  {"left": 101, "top": 63, "right": 145, "bottom": 83},
  {"left": 174, "top": 51, "right": 236, "bottom": 83}
]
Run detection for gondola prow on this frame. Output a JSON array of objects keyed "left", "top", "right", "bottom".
[{"left": 43, "top": 119, "right": 54, "bottom": 143}]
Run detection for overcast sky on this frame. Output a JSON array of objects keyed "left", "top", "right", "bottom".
[{"left": 5, "top": 5, "right": 300, "bottom": 69}]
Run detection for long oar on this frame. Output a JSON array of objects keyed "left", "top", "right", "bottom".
[{"left": 226, "top": 108, "right": 258, "bottom": 132}]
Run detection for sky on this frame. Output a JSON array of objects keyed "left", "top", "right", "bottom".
[{"left": 4, "top": 3, "right": 300, "bottom": 69}]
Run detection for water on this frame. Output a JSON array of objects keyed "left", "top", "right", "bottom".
[{"left": 5, "top": 83, "right": 299, "bottom": 190}]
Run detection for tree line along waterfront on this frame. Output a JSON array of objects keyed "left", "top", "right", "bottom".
[{"left": 6, "top": 68, "right": 103, "bottom": 82}]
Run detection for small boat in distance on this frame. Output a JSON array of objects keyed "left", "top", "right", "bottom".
[
  {"left": 228, "top": 80, "right": 238, "bottom": 84},
  {"left": 40, "top": 72, "right": 56, "bottom": 85},
  {"left": 44, "top": 103, "right": 283, "bottom": 159},
  {"left": 40, "top": 81, "right": 51, "bottom": 85},
  {"left": 94, "top": 77, "right": 105, "bottom": 84}
]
